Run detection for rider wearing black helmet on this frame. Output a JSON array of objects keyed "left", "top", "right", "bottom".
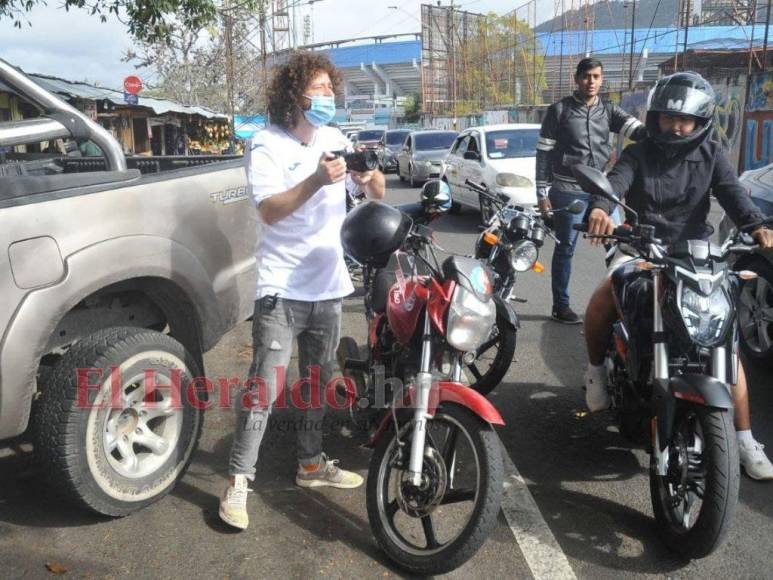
[{"left": 582, "top": 72, "right": 773, "bottom": 480}]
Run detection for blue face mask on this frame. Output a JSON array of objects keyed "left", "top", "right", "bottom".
[{"left": 302, "top": 94, "right": 336, "bottom": 127}]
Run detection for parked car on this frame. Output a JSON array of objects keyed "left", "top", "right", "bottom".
[
  {"left": 397, "top": 130, "right": 457, "bottom": 187},
  {"left": 0, "top": 59, "right": 256, "bottom": 516},
  {"left": 354, "top": 128, "right": 385, "bottom": 152},
  {"left": 718, "top": 162, "right": 773, "bottom": 365},
  {"left": 376, "top": 129, "right": 411, "bottom": 173},
  {"left": 443, "top": 124, "right": 540, "bottom": 219}
]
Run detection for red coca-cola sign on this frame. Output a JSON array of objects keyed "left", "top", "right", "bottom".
[{"left": 123, "top": 75, "right": 143, "bottom": 95}]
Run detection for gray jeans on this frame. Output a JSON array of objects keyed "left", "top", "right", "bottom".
[{"left": 228, "top": 296, "right": 342, "bottom": 480}]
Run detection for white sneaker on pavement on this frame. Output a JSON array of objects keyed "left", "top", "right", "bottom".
[
  {"left": 584, "top": 363, "right": 611, "bottom": 412},
  {"left": 739, "top": 439, "right": 773, "bottom": 481},
  {"left": 219, "top": 475, "right": 251, "bottom": 529}
]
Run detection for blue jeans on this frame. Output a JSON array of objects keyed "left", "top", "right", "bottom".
[
  {"left": 549, "top": 188, "right": 589, "bottom": 309},
  {"left": 549, "top": 187, "right": 621, "bottom": 308},
  {"left": 228, "top": 296, "right": 342, "bottom": 480}
]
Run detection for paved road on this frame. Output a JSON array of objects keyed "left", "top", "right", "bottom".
[{"left": 2, "top": 174, "right": 772, "bottom": 579}]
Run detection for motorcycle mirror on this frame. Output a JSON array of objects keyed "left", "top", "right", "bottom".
[
  {"left": 566, "top": 199, "right": 585, "bottom": 215},
  {"left": 571, "top": 165, "right": 639, "bottom": 225},
  {"left": 571, "top": 165, "right": 617, "bottom": 202}
]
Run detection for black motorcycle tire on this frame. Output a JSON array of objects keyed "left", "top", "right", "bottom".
[
  {"left": 649, "top": 406, "right": 739, "bottom": 559},
  {"left": 366, "top": 403, "right": 503, "bottom": 575},
  {"left": 468, "top": 312, "right": 517, "bottom": 397}
]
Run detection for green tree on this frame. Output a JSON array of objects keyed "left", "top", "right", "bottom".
[
  {"left": 455, "top": 12, "right": 546, "bottom": 112},
  {"left": 0, "top": 0, "right": 257, "bottom": 44}
]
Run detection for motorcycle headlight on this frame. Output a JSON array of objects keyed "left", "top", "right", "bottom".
[
  {"left": 446, "top": 286, "right": 497, "bottom": 352},
  {"left": 679, "top": 285, "right": 732, "bottom": 347},
  {"left": 496, "top": 173, "right": 533, "bottom": 188},
  {"left": 510, "top": 240, "right": 538, "bottom": 272}
]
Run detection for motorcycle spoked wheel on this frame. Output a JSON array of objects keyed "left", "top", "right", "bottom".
[
  {"left": 366, "top": 403, "right": 503, "bottom": 575},
  {"left": 649, "top": 406, "right": 739, "bottom": 559},
  {"left": 464, "top": 311, "right": 517, "bottom": 396}
]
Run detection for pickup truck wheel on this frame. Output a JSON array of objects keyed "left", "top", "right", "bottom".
[{"left": 35, "top": 327, "right": 204, "bottom": 516}]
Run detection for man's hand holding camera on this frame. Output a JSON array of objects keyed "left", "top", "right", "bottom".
[{"left": 311, "top": 152, "right": 347, "bottom": 189}]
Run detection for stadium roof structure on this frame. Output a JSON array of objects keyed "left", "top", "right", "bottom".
[
  {"left": 320, "top": 25, "right": 771, "bottom": 104},
  {"left": 323, "top": 40, "right": 422, "bottom": 98}
]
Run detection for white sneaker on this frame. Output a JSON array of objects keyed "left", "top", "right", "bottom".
[
  {"left": 219, "top": 475, "right": 251, "bottom": 529},
  {"left": 584, "top": 364, "right": 610, "bottom": 412},
  {"left": 739, "top": 440, "right": 773, "bottom": 481}
]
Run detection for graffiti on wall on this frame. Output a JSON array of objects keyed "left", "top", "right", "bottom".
[
  {"left": 742, "top": 73, "right": 773, "bottom": 172},
  {"left": 710, "top": 75, "right": 746, "bottom": 170}
]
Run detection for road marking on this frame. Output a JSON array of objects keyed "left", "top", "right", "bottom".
[{"left": 500, "top": 443, "right": 577, "bottom": 580}]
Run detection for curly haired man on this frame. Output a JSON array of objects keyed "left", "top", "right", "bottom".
[{"left": 219, "top": 51, "right": 385, "bottom": 530}]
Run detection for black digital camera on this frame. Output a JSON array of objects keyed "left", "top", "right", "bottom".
[{"left": 331, "top": 149, "right": 378, "bottom": 173}]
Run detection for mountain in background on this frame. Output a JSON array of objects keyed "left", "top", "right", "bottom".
[{"left": 535, "top": 0, "right": 682, "bottom": 33}]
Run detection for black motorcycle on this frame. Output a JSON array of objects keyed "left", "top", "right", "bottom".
[
  {"left": 463, "top": 179, "right": 583, "bottom": 396},
  {"left": 572, "top": 164, "right": 761, "bottom": 559}
]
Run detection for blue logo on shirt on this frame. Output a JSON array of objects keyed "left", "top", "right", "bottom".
[{"left": 288, "top": 162, "right": 301, "bottom": 171}]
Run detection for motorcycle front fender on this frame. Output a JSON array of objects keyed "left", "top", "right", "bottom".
[
  {"left": 653, "top": 374, "right": 734, "bottom": 453},
  {"left": 364, "top": 381, "right": 505, "bottom": 448},
  {"left": 493, "top": 295, "right": 519, "bottom": 329},
  {"left": 430, "top": 382, "right": 505, "bottom": 425}
]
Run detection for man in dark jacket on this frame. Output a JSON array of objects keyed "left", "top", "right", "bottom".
[
  {"left": 536, "top": 57, "right": 646, "bottom": 323},
  {"left": 583, "top": 72, "right": 773, "bottom": 479}
]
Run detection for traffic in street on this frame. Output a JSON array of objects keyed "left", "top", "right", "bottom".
[{"left": 2, "top": 173, "right": 772, "bottom": 579}]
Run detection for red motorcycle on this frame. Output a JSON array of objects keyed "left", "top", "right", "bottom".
[{"left": 338, "top": 183, "right": 505, "bottom": 575}]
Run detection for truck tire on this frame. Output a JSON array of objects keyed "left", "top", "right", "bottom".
[{"left": 35, "top": 327, "right": 204, "bottom": 516}]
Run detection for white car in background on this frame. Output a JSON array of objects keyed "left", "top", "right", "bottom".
[{"left": 443, "top": 123, "right": 540, "bottom": 220}]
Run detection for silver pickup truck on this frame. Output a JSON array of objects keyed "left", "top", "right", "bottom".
[{"left": 0, "top": 59, "right": 256, "bottom": 515}]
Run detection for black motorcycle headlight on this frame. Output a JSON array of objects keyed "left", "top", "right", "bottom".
[{"left": 678, "top": 285, "right": 732, "bottom": 347}]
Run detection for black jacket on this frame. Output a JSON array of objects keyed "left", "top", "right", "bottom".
[
  {"left": 591, "top": 139, "right": 766, "bottom": 244},
  {"left": 536, "top": 93, "right": 647, "bottom": 194}
]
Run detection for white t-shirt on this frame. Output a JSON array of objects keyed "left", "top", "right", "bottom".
[{"left": 245, "top": 124, "right": 354, "bottom": 301}]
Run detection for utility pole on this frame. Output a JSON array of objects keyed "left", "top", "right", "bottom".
[
  {"left": 682, "top": 0, "right": 691, "bottom": 69},
  {"left": 224, "top": 0, "right": 236, "bottom": 152},
  {"left": 673, "top": 0, "right": 681, "bottom": 71},
  {"left": 259, "top": 0, "right": 268, "bottom": 115},
  {"left": 762, "top": 0, "right": 771, "bottom": 72},
  {"left": 533, "top": 0, "right": 538, "bottom": 104},
  {"left": 448, "top": 1, "right": 457, "bottom": 118},
  {"left": 628, "top": 0, "right": 637, "bottom": 89},
  {"left": 558, "top": 0, "right": 565, "bottom": 103}
]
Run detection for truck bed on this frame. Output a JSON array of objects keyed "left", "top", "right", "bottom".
[{"left": 0, "top": 154, "right": 244, "bottom": 207}]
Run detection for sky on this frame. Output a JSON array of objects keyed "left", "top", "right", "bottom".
[{"left": 0, "top": 0, "right": 556, "bottom": 90}]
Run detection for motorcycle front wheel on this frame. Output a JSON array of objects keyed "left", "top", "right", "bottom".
[
  {"left": 466, "top": 311, "right": 517, "bottom": 396},
  {"left": 649, "top": 406, "right": 739, "bottom": 559},
  {"left": 366, "top": 403, "right": 503, "bottom": 575}
]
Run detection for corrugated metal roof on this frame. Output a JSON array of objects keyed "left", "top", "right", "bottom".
[
  {"left": 0, "top": 69, "right": 227, "bottom": 119},
  {"left": 325, "top": 40, "right": 421, "bottom": 68},
  {"left": 323, "top": 26, "right": 771, "bottom": 69},
  {"left": 537, "top": 25, "right": 772, "bottom": 57}
]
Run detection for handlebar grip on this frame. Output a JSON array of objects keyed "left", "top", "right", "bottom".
[
  {"left": 729, "top": 245, "right": 759, "bottom": 254},
  {"left": 465, "top": 179, "right": 486, "bottom": 193},
  {"left": 573, "top": 223, "right": 588, "bottom": 232}
]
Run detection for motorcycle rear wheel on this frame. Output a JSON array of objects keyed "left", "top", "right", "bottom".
[
  {"left": 366, "top": 403, "right": 503, "bottom": 575},
  {"left": 649, "top": 406, "right": 739, "bottom": 559}
]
